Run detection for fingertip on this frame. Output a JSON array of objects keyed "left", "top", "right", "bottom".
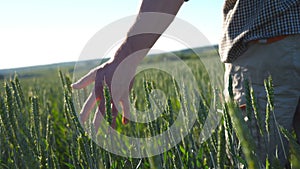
[
  {"left": 71, "top": 81, "right": 85, "bottom": 89},
  {"left": 122, "top": 116, "right": 129, "bottom": 125},
  {"left": 71, "top": 82, "right": 79, "bottom": 89},
  {"left": 120, "top": 97, "right": 130, "bottom": 125},
  {"left": 111, "top": 120, "right": 116, "bottom": 129}
]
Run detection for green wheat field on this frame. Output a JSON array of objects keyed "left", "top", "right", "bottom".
[{"left": 0, "top": 46, "right": 299, "bottom": 169}]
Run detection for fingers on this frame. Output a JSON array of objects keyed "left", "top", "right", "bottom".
[
  {"left": 79, "top": 90, "right": 97, "bottom": 123},
  {"left": 111, "top": 103, "right": 119, "bottom": 129},
  {"left": 91, "top": 94, "right": 131, "bottom": 133},
  {"left": 93, "top": 91, "right": 105, "bottom": 132},
  {"left": 71, "top": 68, "right": 98, "bottom": 89},
  {"left": 93, "top": 107, "right": 104, "bottom": 134},
  {"left": 120, "top": 95, "right": 130, "bottom": 125},
  {"left": 93, "top": 100, "right": 119, "bottom": 132}
]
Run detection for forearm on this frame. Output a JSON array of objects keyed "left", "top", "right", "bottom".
[{"left": 114, "top": 0, "right": 184, "bottom": 63}]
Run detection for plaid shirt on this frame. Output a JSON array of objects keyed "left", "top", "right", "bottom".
[{"left": 219, "top": 0, "right": 300, "bottom": 63}]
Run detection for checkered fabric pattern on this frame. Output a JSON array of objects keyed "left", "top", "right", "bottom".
[{"left": 219, "top": 0, "right": 300, "bottom": 63}]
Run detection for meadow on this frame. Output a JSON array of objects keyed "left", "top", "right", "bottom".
[{"left": 0, "top": 47, "right": 299, "bottom": 169}]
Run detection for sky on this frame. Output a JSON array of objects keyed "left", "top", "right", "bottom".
[{"left": 0, "top": 0, "right": 223, "bottom": 69}]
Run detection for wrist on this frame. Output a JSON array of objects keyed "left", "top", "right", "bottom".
[
  {"left": 113, "top": 40, "right": 133, "bottom": 63},
  {"left": 113, "top": 36, "right": 150, "bottom": 65}
]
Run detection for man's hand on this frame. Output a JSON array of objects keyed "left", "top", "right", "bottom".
[
  {"left": 71, "top": 56, "right": 137, "bottom": 130},
  {"left": 71, "top": 0, "right": 184, "bottom": 131}
]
